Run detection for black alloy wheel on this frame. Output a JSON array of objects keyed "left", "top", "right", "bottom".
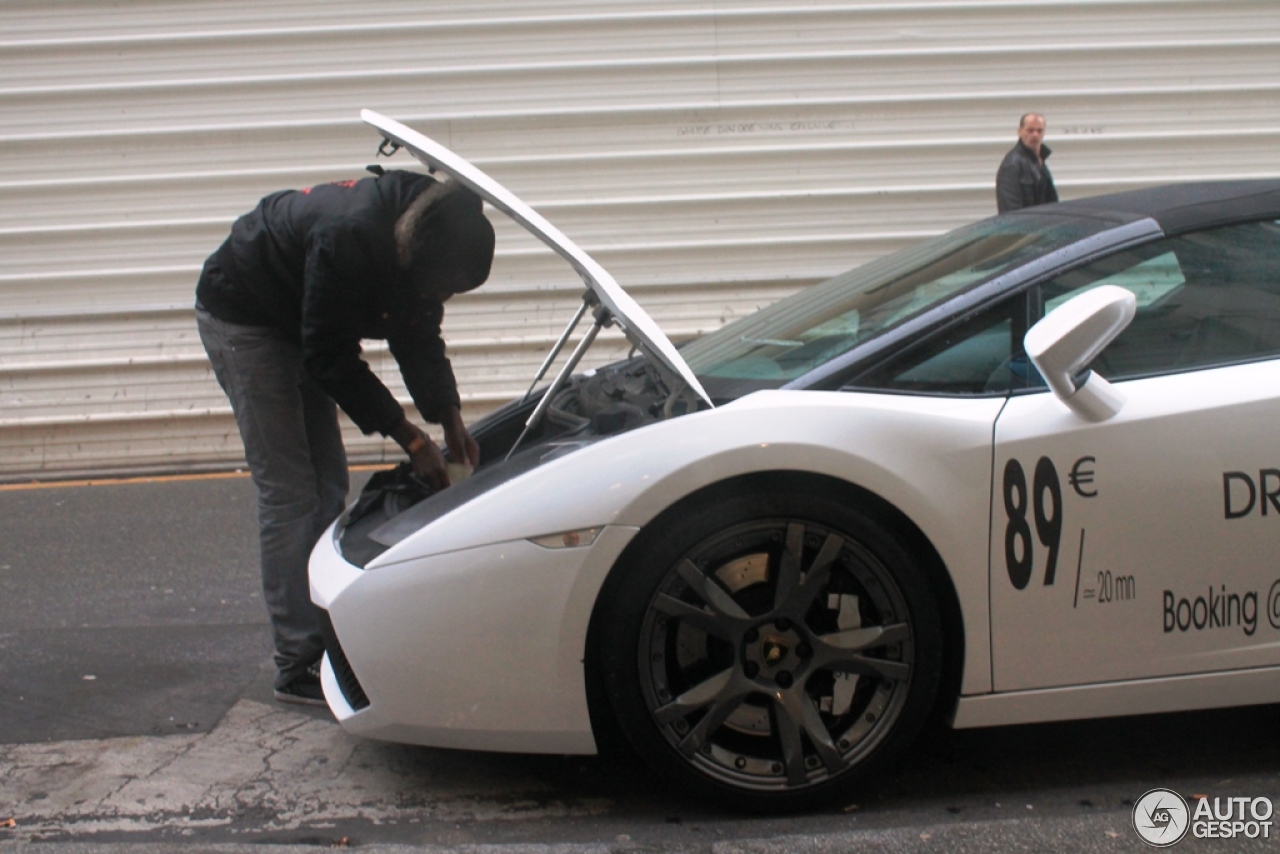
[{"left": 598, "top": 488, "right": 942, "bottom": 811}]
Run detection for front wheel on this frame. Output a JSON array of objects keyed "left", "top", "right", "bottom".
[{"left": 597, "top": 488, "right": 942, "bottom": 811}]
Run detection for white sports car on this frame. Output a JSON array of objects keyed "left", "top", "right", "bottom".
[{"left": 311, "top": 111, "right": 1280, "bottom": 810}]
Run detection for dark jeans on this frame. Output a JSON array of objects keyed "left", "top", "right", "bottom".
[{"left": 196, "top": 306, "right": 349, "bottom": 689}]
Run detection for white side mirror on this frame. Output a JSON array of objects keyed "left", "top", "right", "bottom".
[{"left": 1024, "top": 284, "right": 1137, "bottom": 422}]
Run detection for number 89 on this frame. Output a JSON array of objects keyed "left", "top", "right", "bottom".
[{"left": 1003, "top": 456, "right": 1063, "bottom": 590}]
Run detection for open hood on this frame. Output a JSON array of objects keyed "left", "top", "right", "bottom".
[{"left": 361, "top": 109, "right": 712, "bottom": 409}]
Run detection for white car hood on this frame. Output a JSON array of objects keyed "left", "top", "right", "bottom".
[{"left": 362, "top": 109, "right": 712, "bottom": 407}]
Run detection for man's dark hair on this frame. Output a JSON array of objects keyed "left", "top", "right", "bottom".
[{"left": 396, "top": 180, "right": 495, "bottom": 293}]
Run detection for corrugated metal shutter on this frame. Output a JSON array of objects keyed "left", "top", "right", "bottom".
[{"left": 3, "top": 0, "right": 1278, "bottom": 480}]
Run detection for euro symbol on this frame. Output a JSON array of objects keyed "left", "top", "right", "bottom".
[{"left": 1069, "top": 456, "right": 1097, "bottom": 498}]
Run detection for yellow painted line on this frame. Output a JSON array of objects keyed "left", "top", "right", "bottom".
[
  {"left": 0, "top": 464, "right": 388, "bottom": 492},
  {"left": 0, "top": 471, "right": 249, "bottom": 491}
]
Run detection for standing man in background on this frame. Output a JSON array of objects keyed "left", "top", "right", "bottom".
[
  {"left": 195, "top": 171, "right": 493, "bottom": 706},
  {"left": 996, "top": 112, "right": 1058, "bottom": 212}
]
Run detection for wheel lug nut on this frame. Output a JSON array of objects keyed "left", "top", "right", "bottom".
[
  {"left": 776, "top": 671, "right": 793, "bottom": 688},
  {"left": 744, "top": 628, "right": 759, "bottom": 643},
  {"left": 775, "top": 618, "right": 791, "bottom": 631},
  {"left": 743, "top": 662, "right": 759, "bottom": 679},
  {"left": 796, "top": 643, "right": 813, "bottom": 659}
]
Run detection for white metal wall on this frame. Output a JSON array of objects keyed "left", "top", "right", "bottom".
[{"left": 2, "top": 0, "right": 1277, "bottom": 480}]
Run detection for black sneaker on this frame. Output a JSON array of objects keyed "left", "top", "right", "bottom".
[{"left": 274, "top": 661, "right": 327, "bottom": 707}]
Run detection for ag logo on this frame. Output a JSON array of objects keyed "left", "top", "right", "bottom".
[{"left": 1133, "top": 788, "right": 1190, "bottom": 847}]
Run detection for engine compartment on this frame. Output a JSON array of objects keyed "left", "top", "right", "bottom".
[
  {"left": 542, "top": 356, "right": 699, "bottom": 438},
  {"left": 337, "top": 356, "right": 704, "bottom": 567}
]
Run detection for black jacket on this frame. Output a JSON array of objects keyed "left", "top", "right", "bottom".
[
  {"left": 996, "top": 141, "right": 1058, "bottom": 213},
  {"left": 197, "top": 170, "right": 459, "bottom": 435}
]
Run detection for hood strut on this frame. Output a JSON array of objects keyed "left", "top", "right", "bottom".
[
  {"left": 506, "top": 290, "right": 612, "bottom": 461},
  {"left": 523, "top": 290, "right": 592, "bottom": 402}
]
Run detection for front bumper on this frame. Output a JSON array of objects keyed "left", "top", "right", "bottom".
[{"left": 309, "top": 521, "right": 639, "bottom": 754}]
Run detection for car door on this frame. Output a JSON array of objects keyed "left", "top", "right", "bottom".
[{"left": 989, "top": 218, "right": 1280, "bottom": 691}]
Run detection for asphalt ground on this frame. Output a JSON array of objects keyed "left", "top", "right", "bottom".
[
  {"left": 2, "top": 472, "right": 1280, "bottom": 852},
  {"left": 0, "top": 472, "right": 273, "bottom": 745}
]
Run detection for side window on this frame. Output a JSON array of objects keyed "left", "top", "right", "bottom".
[
  {"left": 1039, "top": 219, "right": 1280, "bottom": 379},
  {"left": 850, "top": 294, "right": 1031, "bottom": 395}
]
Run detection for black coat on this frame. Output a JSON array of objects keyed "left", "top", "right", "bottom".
[
  {"left": 996, "top": 141, "right": 1058, "bottom": 213},
  {"left": 197, "top": 170, "right": 460, "bottom": 435}
]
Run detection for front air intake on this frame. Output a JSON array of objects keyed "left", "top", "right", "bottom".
[{"left": 318, "top": 610, "right": 370, "bottom": 711}]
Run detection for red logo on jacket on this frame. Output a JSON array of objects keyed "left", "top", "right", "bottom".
[{"left": 300, "top": 180, "right": 359, "bottom": 195}]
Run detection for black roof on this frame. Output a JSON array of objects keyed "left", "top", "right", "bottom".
[{"left": 1040, "top": 179, "right": 1280, "bottom": 235}]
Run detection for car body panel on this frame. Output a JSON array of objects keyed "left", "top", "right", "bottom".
[
  {"left": 369, "top": 391, "right": 1000, "bottom": 559},
  {"left": 312, "top": 523, "right": 639, "bottom": 753},
  {"left": 953, "top": 664, "right": 1280, "bottom": 729},
  {"left": 320, "top": 391, "right": 998, "bottom": 722},
  {"left": 990, "top": 359, "right": 1280, "bottom": 690}
]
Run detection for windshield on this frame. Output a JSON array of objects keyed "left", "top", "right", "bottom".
[{"left": 682, "top": 215, "right": 1110, "bottom": 397}]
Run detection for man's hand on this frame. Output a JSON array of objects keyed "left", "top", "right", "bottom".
[
  {"left": 389, "top": 417, "right": 450, "bottom": 489},
  {"left": 440, "top": 406, "right": 480, "bottom": 470}
]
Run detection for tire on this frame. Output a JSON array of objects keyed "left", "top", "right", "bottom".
[{"left": 597, "top": 485, "right": 943, "bottom": 812}]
